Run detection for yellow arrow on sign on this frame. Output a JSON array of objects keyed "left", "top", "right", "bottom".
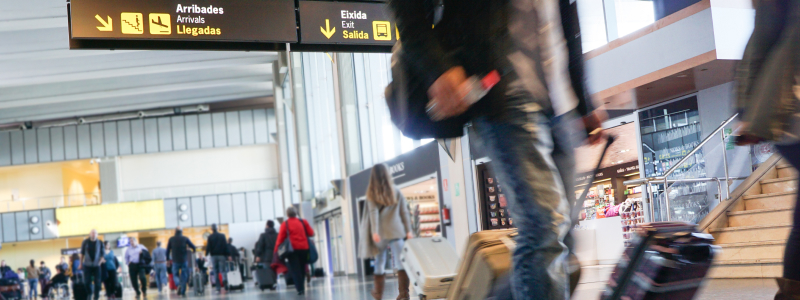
[
  {"left": 95, "top": 14, "right": 112, "bottom": 31},
  {"left": 320, "top": 19, "right": 336, "bottom": 39}
]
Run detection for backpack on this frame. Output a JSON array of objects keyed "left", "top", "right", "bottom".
[{"left": 385, "top": 42, "right": 470, "bottom": 140}]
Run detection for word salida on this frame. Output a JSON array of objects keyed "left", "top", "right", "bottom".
[{"left": 343, "top": 30, "right": 368, "bottom": 39}]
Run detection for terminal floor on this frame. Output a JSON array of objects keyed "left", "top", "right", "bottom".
[{"left": 131, "top": 268, "right": 779, "bottom": 300}]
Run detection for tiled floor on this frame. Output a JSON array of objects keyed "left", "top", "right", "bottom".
[{"left": 129, "top": 270, "right": 780, "bottom": 300}]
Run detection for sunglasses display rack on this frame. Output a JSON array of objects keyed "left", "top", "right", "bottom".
[{"left": 620, "top": 197, "right": 644, "bottom": 247}]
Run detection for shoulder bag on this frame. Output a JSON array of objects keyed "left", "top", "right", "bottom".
[
  {"left": 300, "top": 219, "right": 319, "bottom": 264},
  {"left": 277, "top": 221, "right": 294, "bottom": 260}
]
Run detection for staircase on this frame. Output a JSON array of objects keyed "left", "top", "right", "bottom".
[{"left": 706, "top": 159, "right": 797, "bottom": 278}]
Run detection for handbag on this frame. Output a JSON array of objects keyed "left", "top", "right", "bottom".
[
  {"left": 299, "top": 219, "right": 319, "bottom": 264},
  {"left": 276, "top": 222, "right": 294, "bottom": 260}
]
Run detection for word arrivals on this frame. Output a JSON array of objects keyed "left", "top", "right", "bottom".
[
  {"left": 176, "top": 15, "right": 204, "bottom": 23},
  {"left": 177, "top": 25, "right": 221, "bottom": 36}
]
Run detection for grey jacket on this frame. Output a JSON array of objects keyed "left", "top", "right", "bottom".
[{"left": 369, "top": 190, "right": 412, "bottom": 244}]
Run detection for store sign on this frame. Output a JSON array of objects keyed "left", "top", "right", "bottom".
[
  {"left": 61, "top": 248, "right": 80, "bottom": 256},
  {"left": 615, "top": 162, "right": 640, "bottom": 175},
  {"left": 69, "top": 0, "right": 297, "bottom": 42},
  {"left": 298, "top": 1, "right": 397, "bottom": 45},
  {"left": 576, "top": 161, "right": 639, "bottom": 183}
]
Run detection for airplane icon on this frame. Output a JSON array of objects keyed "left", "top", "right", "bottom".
[
  {"left": 148, "top": 13, "right": 171, "bottom": 34},
  {"left": 152, "top": 16, "right": 168, "bottom": 28}
]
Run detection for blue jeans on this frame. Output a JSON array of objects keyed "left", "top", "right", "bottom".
[
  {"left": 373, "top": 239, "right": 405, "bottom": 275},
  {"left": 474, "top": 101, "right": 578, "bottom": 299},
  {"left": 171, "top": 262, "right": 191, "bottom": 295},
  {"left": 28, "top": 279, "right": 38, "bottom": 300},
  {"left": 154, "top": 263, "right": 168, "bottom": 292}
]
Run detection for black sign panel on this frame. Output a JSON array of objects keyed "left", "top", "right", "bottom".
[
  {"left": 70, "top": 0, "right": 297, "bottom": 42},
  {"left": 298, "top": 1, "right": 397, "bottom": 45},
  {"left": 61, "top": 248, "right": 80, "bottom": 256}
]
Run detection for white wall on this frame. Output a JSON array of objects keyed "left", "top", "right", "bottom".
[
  {"left": 119, "top": 145, "right": 280, "bottom": 201},
  {"left": 228, "top": 221, "right": 274, "bottom": 262}
]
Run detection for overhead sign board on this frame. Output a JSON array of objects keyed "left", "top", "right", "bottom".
[
  {"left": 56, "top": 200, "right": 166, "bottom": 237},
  {"left": 298, "top": 1, "right": 397, "bottom": 46},
  {"left": 69, "top": 0, "right": 297, "bottom": 43}
]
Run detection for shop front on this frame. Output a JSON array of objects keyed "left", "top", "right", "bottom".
[{"left": 348, "top": 142, "right": 450, "bottom": 278}]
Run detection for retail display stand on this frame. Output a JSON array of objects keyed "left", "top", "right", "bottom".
[{"left": 476, "top": 163, "right": 514, "bottom": 230}]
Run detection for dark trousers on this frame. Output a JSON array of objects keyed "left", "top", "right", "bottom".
[
  {"left": 103, "top": 270, "right": 117, "bottom": 297},
  {"left": 128, "top": 263, "right": 148, "bottom": 295},
  {"left": 84, "top": 266, "right": 102, "bottom": 300},
  {"left": 286, "top": 250, "right": 309, "bottom": 293},
  {"left": 776, "top": 142, "right": 800, "bottom": 281}
]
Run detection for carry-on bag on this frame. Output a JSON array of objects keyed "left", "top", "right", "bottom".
[
  {"left": 193, "top": 271, "right": 205, "bottom": 296},
  {"left": 114, "top": 281, "right": 122, "bottom": 299},
  {"left": 447, "top": 229, "right": 516, "bottom": 300},
  {"left": 71, "top": 274, "right": 89, "bottom": 300},
  {"left": 226, "top": 262, "right": 244, "bottom": 291},
  {"left": 602, "top": 222, "right": 716, "bottom": 300},
  {"left": 400, "top": 237, "right": 459, "bottom": 300},
  {"left": 254, "top": 264, "right": 276, "bottom": 291}
]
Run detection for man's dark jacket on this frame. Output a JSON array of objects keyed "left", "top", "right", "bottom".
[
  {"left": 166, "top": 231, "right": 196, "bottom": 263},
  {"left": 205, "top": 232, "right": 229, "bottom": 256}
]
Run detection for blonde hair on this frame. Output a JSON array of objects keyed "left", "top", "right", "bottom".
[{"left": 366, "top": 164, "right": 397, "bottom": 207}]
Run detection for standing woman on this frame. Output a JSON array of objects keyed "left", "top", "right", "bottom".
[
  {"left": 102, "top": 243, "right": 121, "bottom": 300},
  {"left": 361, "top": 163, "right": 413, "bottom": 300},
  {"left": 274, "top": 207, "right": 314, "bottom": 296},
  {"left": 26, "top": 260, "right": 41, "bottom": 300}
]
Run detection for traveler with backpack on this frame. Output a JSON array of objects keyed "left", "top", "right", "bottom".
[
  {"left": 125, "top": 237, "right": 149, "bottom": 298},
  {"left": 80, "top": 229, "right": 105, "bottom": 300},
  {"left": 358, "top": 163, "right": 414, "bottom": 300},
  {"left": 167, "top": 226, "right": 196, "bottom": 297},
  {"left": 205, "top": 224, "right": 230, "bottom": 294},
  {"left": 102, "top": 244, "right": 121, "bottom": 300},
  {"left": 274, "top": 207, "right": 315, "bottom": 296},
  {"left": 388, "top": 0, "right": 604, "bottom": 298}
]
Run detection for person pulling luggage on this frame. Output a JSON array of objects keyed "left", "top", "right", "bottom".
[
  {"left": 80, "top": 229, "right": 105, "bottom": 300},
  {"left": 254, "top": 220, "right": 279, "bottom": 290},
  {"left": 101, "top": 243, "right": 121, "bottom": 300},
  {"left": 358, "top": 163, "right": 414, "bottom": 300},
  {"left": 388, "top": 0, "right": 604, "bottom": 298}
]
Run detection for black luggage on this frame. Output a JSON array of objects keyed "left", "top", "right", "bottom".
[
  {"left": 114, "top": 282, "right": 122, "bottom": 299},
  {"left": 602, "top": 222, "right": 716, "bottom": 300},
  {"left": 254, "top": 264, "right": 276, "bottom": 291},
  {"left": 72, "top": 275, "right": 89, "bottom": 300}
]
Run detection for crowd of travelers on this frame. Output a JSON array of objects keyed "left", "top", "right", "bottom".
[{"left": 0, "top": 208, "right": 315, "bottom": 299}]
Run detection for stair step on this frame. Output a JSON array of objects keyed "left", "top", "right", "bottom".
[
  {"left": 761, "top": 177, "right": 798, "bottom": 194},
  {"left": 777, "top": 164, "right": 798, "bottom": 178},
  {"left": 744, "top": 191, "right": 796, "bottom": 210},
  {"left": 710, "top": 223, "right": 791, "bottom": 244},
  {"left": 708, "top": 259, "right": 783, "bottom": 279},
  {"left": 716, "top": 240, "right": 786, "bottom": 261},
  {"left": 727, "top": 208, "right": 793, "bottom": 227}
]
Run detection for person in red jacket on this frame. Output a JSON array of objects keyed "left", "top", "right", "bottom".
[{"left": 274, "top": 206, "right": 314, "bottom": 296}]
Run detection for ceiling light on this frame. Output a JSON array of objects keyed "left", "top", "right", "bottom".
[{"left": 677, "top": 75, "right": 687, "bottom": 78}]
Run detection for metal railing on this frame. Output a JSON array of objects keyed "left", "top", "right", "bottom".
[
  {"left": 624, "top": 113, "right": 742, "bottom": 221},
  {"left": 0, "top": 193, "right": 101, "bottom": 213}
]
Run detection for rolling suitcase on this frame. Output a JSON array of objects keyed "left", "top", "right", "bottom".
[
  {"left": 400, "top": 237, "right": 458, "bottom": 300},
  {"left": 447, "top": 229, "right": 516, "bottom": 300},
  {"left": 254, "top": 264, "right": 276, "bottom": 291},
  {"left": 226, "top": 262, "right": 244, "bottom": 291},
  {"left": 193, "top": 271, "right": 205, "bottom": 296},
  {"left": 602, "top": 222, "right": 716, "bottom": 300}
]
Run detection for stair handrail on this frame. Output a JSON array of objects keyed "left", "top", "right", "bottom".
[{"left": 624, "top": 113, "right": 739, "bottom": 221}]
